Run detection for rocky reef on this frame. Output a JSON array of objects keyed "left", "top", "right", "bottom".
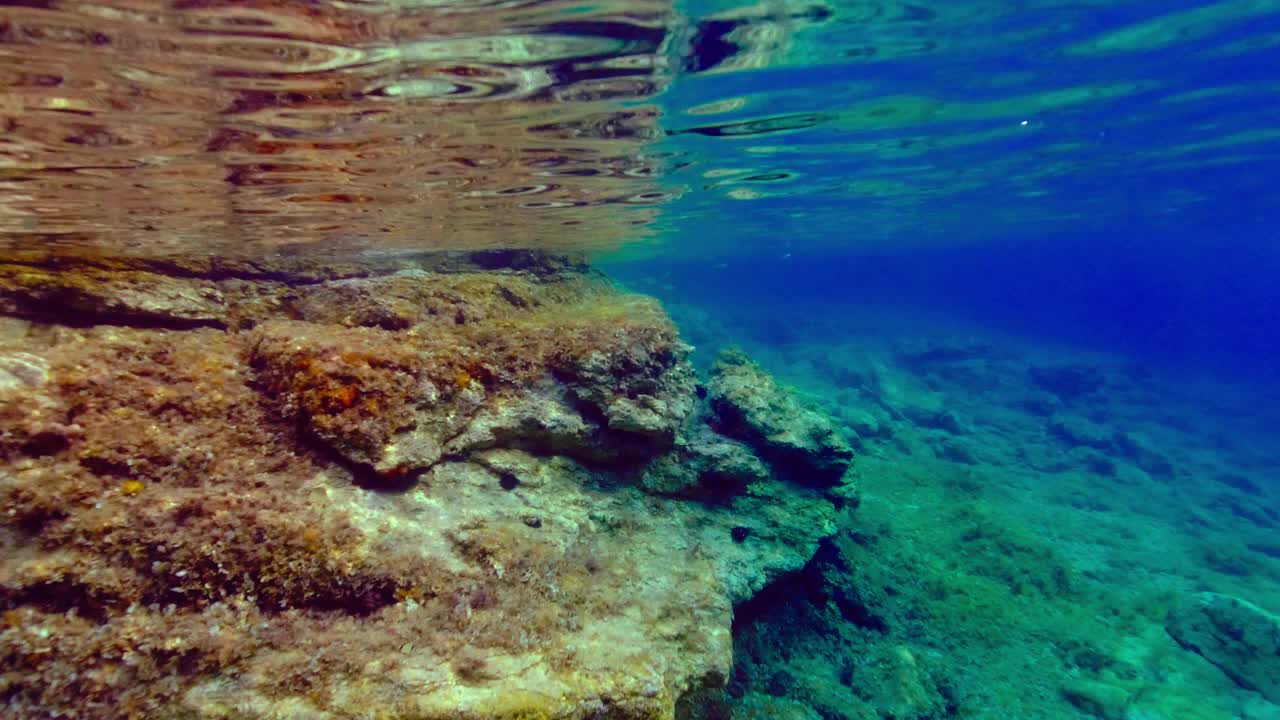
[
  {"left": 0, "top": 252, "right": 854, "bottom": 719},
  {"left": 627, "top": 297, "right": 1280, "bottom": 720},
  {"left": 1167, "top": 592, "right": 1280, "bottom": 704}
]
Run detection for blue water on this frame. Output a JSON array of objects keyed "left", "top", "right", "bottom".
[
  {"left": 607, "top": 231, "right": 1280, "bottom": 376},
  {"left": 602, "top": 7, "right": 1280, "bottom": 714},
  {"left": 602, "top": 0, "right": 1280, "bottom": 379},
  {"left": 4, "top": 1, "right": 1280, "bottom": 716}
]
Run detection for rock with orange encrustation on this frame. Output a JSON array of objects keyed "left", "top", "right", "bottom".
[{"left": 0, "top": 251, "right": 845, "bottom": 720}]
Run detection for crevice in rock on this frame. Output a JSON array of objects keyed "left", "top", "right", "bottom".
[
  {"left": 19, "top": 431, "right": 70, "bottom": 458},
  {"left": 730, "top": 564, "right": 823, "bottom": 635},
  {"left": 0, "top": 249, "right": 586, "bottom": 286},
  {"left": 0, "top": 303, "right": 226, "bottom": 331},
  {"left": 297, "top": 426, "right": 424, "bottom": 493},
  {"left": 0, "top": 580, "right": 122, "bottom": 624},
  {"left": 137, "top": 564, "right": 402, "bottom": 618}
]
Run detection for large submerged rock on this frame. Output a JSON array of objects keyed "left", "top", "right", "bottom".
[
  {"left": 707, "top": 349, "right": 854, "bottom": 487},
  {"left": 0, "top": 252, "right": 854, "bottom": 720},
  {"left": 1166, "top": 592, "right": 1280, "bottom": 703}
]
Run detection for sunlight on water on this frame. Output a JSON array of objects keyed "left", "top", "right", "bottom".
[
  {"left": 0, "top": 0, "right": 683, "bottom": 257},
  {"left": 3, "top": 0, "right": 1280, "bottom": 260},
  {"left": 645, "top": 0, "right": 1280, "bottom": 259}
]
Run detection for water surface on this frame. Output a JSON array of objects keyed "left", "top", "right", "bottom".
[{"left": 6, "top": 0, "right": 1278, "bottom": 262}]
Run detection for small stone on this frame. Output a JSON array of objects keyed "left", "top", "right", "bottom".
[
  {"left": 1049, "top": 414, "right": 1112, "bottom": 450},
  {"left": 1061, "top": 678, "right": 1131, "bottom": 720},
  {"left": 1029, "top": 364, "right": 1105, "bottom": 400},
  {"left": 843, "top": 407, "right": 883, "bottom": 439},
  {"left": 0, "top": 352, "right": 49, "bottom": 392}
]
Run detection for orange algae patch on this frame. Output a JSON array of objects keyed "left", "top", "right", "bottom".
[
  {"left": 0, "top": 254, "right": 739, "bottom": 719},
  {"left": 395, "top": 585, "right": 428, "bottom": 603},
  {"left": 289, "top": 353, "right": 368, "bottom": 414},
  {"left": 318, "top": 383, "right": 359, "bottom": 413}
]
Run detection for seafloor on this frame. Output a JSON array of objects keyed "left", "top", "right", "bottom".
[
  {"left": 662, "top": 299, "right": 1280, "bottom": 720},
  {"left": 0, "top": 251, "right": 854, "bottom": 719},
  {"left": 1, "top": 252, "right": 1278, "bottom": 720}
]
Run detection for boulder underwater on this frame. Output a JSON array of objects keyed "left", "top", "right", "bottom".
[
  {"left": 0, "top": 252, "right": 855, "bottom": 720},
  {"left": 1166, "top": 592, "right": 1280, "bottom": 704},
  {"left": 705, "top": 348, "right": 855, "bottom": 488}
]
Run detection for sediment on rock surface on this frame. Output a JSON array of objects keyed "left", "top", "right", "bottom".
[
  {"left": 0, "top": 252, "right": 855, "bottom": 720},
  {"left": 706, "top": 348, "right": 855, "bottom": 487},
  {"left": 1166, "top": 592, "right": 1280, "bottom": 703}
]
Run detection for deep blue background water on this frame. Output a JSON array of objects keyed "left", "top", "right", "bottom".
[
  {"left": 607, "top": 0, "right": 1280, "bottom": 379},
  {"left": 608, "top": 227, "right": 1280, "bottom": 376}
]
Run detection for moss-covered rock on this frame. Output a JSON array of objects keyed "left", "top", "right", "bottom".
[
  {"left": 1166, "top": 592, "right": 1280, "bottom": 702},
  {"left": 638, "top": 424, "right": 770, "bottom": 498},
  {"left": 1060, "top": 677, "right": 1132, "bottom": 720},
  {"left": 706, "top": 349, "right": 855, "bottom": 487},
  {"left": 0, "top": 253, "right": 842, "bottom": 720}
]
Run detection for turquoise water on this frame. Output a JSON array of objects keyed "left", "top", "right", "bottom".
[
  {"left": 605, "top": 2, "right": 1280, "bottom": 717},
  {"left": 3, "top": 0, "right": 1280, "bottom": 717},
  {"left": 612, "top": 0, "right": 1280, "bottom": 373},
  {"left": 648, "top": 0, "right": 1280, "bottom": 257}
]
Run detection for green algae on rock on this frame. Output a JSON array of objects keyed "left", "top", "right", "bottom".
[
  {"left": 706, "top": 349, "right": 855, "bottom": 488},
  {"left": 0, "top": 252, "right": 854, "bottom": 720},
  {"left": 640, "top": 313, "right": 1280, "bottom": 720},
  {"left": 1167, "top": 592, "right": 1280, "bottom": 703}
]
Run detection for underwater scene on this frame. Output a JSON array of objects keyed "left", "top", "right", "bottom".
[{"left": 2, "top": 1, "right": 1279, "bottom": 719}]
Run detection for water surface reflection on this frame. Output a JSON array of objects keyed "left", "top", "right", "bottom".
[{"left": 1, "top": 0, "right": 685, "bottom": 257}]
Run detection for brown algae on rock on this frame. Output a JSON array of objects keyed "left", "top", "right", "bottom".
[{"left": 0, "top": 251, "right": 855, "bottom": 719}]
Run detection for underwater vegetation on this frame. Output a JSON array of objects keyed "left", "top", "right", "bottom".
[
  {"left": 644, "top": 301, "right": 1280, "bottom": 720},
  {"left": 2, "top": 249, "right": 1278, "bottom": 720},
  {"left": 0, "top": 251, "right": 859, "bottom": 719}
]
